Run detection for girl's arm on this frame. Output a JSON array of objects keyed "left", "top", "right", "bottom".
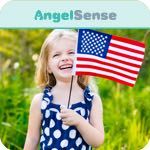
[
  {"left": 24, "top": 94, "right": 42, "bottom": 150},
  {"left": 76, "top": 94, "right": 104, "bottom": 147}
]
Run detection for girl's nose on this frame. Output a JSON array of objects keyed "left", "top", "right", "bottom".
[
  {"left": 61, "top": 55, "right": 69, "bottom": 62},
  {"left": 61, "top": 57, "right": 69, "bottom": 62}
]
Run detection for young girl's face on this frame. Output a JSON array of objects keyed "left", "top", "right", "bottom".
[{"left": 47, "top": 37, "right": 76, "bottom": 81}]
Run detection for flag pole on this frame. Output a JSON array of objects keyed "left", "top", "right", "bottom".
[{"left": 67, "top": 75, "right": 74, "bottom": 108}]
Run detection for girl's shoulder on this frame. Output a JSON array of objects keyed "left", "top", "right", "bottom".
[
  {"left": 30, "top": 93, "right": 44, "bottom": 113},
  {"left": 33, "top": 93, "right": 44, "bottom": 101}
]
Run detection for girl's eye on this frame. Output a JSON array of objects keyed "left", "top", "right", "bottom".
[
  {"left": 53, "top": 54, "right": 59, "bottom": 58},
  {"left": 68, "top": 51, "right": 75, "bottom": 55}
]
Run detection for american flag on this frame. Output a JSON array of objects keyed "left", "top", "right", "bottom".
[{"left": 73, "top": 29, "right": 145, "bottom": 87}]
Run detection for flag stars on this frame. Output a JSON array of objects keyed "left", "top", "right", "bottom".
[{"left": 79, "top": 30, "right": 111, "bottom": 58}]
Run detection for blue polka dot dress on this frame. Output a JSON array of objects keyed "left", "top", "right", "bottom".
[{"left": 40, "top": 86, "right": 94, "bottom": 150}]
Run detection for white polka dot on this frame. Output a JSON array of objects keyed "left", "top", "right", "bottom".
[
  {"left": 51, "top": 148, "right": 58, "bottom": 150},
  {"left": 56, "top": 112, "right": 61, "bottom": 120},
  {"left": 69, "top": 129, "right": 76, "bottom": 139},
  {"left": 42, "top": 120, "right": 45, "bottom": 126},
  {"left": 47, "top": 92, "right": 52, "bottom": 97},
  {"left": 81, "top": 145, "right": 86, "bottom": 150},
  {"left": 87, "top": 97, "right": 91, "bottom": 101},
  {"left": 70, "top": 148, "right": 75, "bottom": 150},
  {"left": 40, "top": 135, "right": 45, "bottom": 142},
  {"left": 53, "top": 129, "right": 61, "bottom": 139},
  {"left": 76, "top": 137, "right": 82, "bottom": 146},
  {"left": 45, "top": 110, "right": 50, "bottom": 118},
  {"left": 48, "top": 138, "right": 53, "bottom": 146},
  {"left": 62, "top": 124, "right": 69, "bottom": 130},
  {"left": 50, "top": 119, "right": 55, "bottom": 128},
  {"left": 80, "top": 109, "right": 85, "bottom": 116},
  {"left": 41, "top": 101, "right": 47, "bottom": 110},
  {"left": 81, "top": 101, "right": 85, "bottom": 104},
  {"left": 43, "top": 97, "right": 49, "bottom": 102},
  {"left": 60, "top": 139, "right": 68, "bottom": 148},
  {"left": 44, "top": 127, "right": 49, "bottom": 136},
  {"left": 42, "top": 143, "right": 45, "bottom": 149},
  {"left": 74, "top": 107, "right": 82, "bottom": 112},
  {"left": 50, "top": 108, "right": 59, "bottom": 113}
]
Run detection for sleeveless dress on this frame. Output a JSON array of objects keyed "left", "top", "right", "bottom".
[{"left": 40, "top": 86, "right": 94, "bottom": 150}]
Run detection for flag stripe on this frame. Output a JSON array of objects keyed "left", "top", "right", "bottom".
[
  {"left": 76, "top": 71, "right": 135, "bottom": 87},
  {"left": 108, "top": 49, "right": 144, "bottom": 61},
  {"left": 76, "top": 68, "right": 135, "bottom": 84},
  {"left": 76, "top": 58, "right": 139, "bottom": 74},
  {"left": 109, "top": 43, "right": 145, "bottom": 55},
  {"left": 109, "top": 46, "right": 144, "bottom": 58},
  {"left": 112, "top": 35, "right": 145, "bottom": 48},
  {"left": 111, "top": 39, "right": 145, "bottom": 52},
  {"left": 76, "top": 64, "right": 137, "bottom": 80},
  {"left": 106, "top": 56, "right": 141, "bottom": 68},
  {"left": 107, "top": 53, "right": 142, "bottom": 65},
  {"left": 77, "top": 55, "right": 141, "bottom": 71}
]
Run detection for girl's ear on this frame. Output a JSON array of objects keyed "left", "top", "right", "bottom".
[{"left": 47, "top": 66, "right": 51, "bottom": 74}]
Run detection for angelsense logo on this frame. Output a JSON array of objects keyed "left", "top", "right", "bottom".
[{"left": 34, "top": 10, "right": 117, "bottom": 23}]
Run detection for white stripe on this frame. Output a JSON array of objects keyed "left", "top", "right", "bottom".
[
  {"left": 76, "top": 61, "right": 138, "bottom": 78},
  {"left": 107, "top": 53, "right": 142, "bottom": 65},
  {"left": 111, "top": 39, "right": 145, "bottom": 52},
  {"left": 109, "top": 46, "right": 144, "bottom": 59},
  {"left": 76, "top": 54, "right": 140, "bottom": 71},
  {"left": 76, "top": 68, "right": 136, "bottom": 84}
]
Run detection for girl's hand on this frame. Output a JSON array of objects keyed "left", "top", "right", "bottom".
[{"left": 60, "top": 107, "right": 83, "bottom": 126}]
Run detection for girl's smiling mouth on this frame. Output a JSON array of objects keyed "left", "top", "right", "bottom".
[{"left": 59, "top": 64, "right": 73, "bottom": 70}]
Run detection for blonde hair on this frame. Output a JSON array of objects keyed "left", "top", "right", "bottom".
[{"left": 35, "top": 29, "right": 89, "bottom": 89}]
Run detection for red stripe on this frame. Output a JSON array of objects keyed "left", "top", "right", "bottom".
[
  {"left": 77, "top": 57, "right": 140, "bottom": 72},
  {"left": 76, "top": 72, "right": 134, "bottom": 87},
  {"left": 112, "top": 35, "right": 145, "bottom": 48},
  {"left": 108, "top": 49, "right": 144, "bottom": 62},
  {"left": 106, "top": 56, "right": 141, "bottom": 68},
  {"left": 76, "top": 64, "right": 137, "bottom": 80},
  {"left": 109, "top": 43, "right": 145, "bottom": 55}
]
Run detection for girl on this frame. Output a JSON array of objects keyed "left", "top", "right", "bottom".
[{"left": 24, "top": 29, "right": 104, "bottom": 150}]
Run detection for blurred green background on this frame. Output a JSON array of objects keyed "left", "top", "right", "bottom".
[{"left": 0, "top": 29, "right": 150, "bottom": 150}]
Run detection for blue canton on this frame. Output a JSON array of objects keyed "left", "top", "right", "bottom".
[{"left": 77, "top": 29, "right": 112, "bottom": 58}]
